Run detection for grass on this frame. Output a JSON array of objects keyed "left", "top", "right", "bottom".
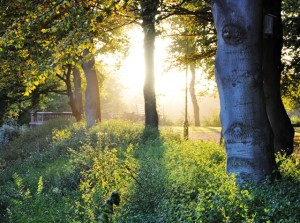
[{"left": 0, "top": 120, "right": 300, "bottom": 222}]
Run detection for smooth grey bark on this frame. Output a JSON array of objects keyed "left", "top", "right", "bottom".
[
  {"left": 82, "top": 49, "right": 101, "bottom": 128},
  {"left": 189, "top": 62, "right": 200, "bottom": 126},
  {"left": 212, "top": 1, "right": 278, "bottom": 183},
  {"left": 141, "top": 0, "right": 159, "bottom": 129},
  {"left": 263, "top": 0, "right": 294, "bottom": 155}
]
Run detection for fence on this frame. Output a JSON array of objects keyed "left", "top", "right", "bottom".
[{"left": 29, "top": 112, "right": 73, "bottom": 127}]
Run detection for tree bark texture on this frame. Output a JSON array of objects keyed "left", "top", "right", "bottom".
[
  {"left": 263, "top": 0, "right": 294, "bottom": 155},
  {"left": 212, "top": 1, "right": 278, "bottom": 183},
  {"left": 65, "top": 65, "right": 82, "bottom": 122},
  {"left": 73, "top": 67, "right": 84, "bottom": 118},
  {"left": 141, "top": 0, "right": 159, "bottom": 129},
  {"left": 189, "top": 62, "right": 200, "bottom": 126},
  {"left": 82, "top": 49, "right": 101, "bottom": 128}
]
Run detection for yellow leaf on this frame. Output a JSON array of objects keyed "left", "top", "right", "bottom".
[
  {"left": 55, "top": 67, "right": 62, "bottom": 74},
  {"left": 41, "top": 29, "right": 47, "bottom": 33}
]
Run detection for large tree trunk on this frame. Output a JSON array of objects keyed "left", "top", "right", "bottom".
[
  {"left": 73, "top": 67, "right": 84, "bottom": 117},
  {"left": 141, "top": 0, "right": 159, "bottom": 129},
  {"left": 263, "top": 0, "right": 294, "bottom": 155},
  {"left": 212, "top": 1, "right": 278, "bottom": 183},
  {"left": 82, "top": 49, "right": 101, "bottom": 128},
  {"left": 189, "top": 62, "right": 200, "bottom": 126}
]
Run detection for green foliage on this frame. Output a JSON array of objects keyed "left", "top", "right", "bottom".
[
  {"left": 290, "top": 115, "right": 300, "bottom": 124},
  {"left": 0, "top": 119, "right": 72, "bottom": 168},
  {"left": 72, "top": 146, "right": 137, "bottom": 222},
  {"left": 281, "top": 0, "right": 300, "bottom": 109},
  {"left": 7, "top": 174, "right": 73, "bottom": 223},
  {"left": 1, "top": 120, "right": 300, "bottom": 222},
  {"left": 0, "top": 0, "right": 131, "bottom": 125},
  {"left": 202, "top": 113, "right": 221, "bottom": 127},
  {"left": 0, "top": 122, "right": 27, "bottom": 147}
]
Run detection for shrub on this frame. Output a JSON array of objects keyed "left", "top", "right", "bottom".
[
  {"left": 72, "top": 146, "right": 137, "bottom": 222},
  {"left": 290, "top": 115, "right": 300, "bottom": 124},
  {"left": 7, "top": 174, "right": 74, "bottom": 223},
  {"left": 0, "top": 119, "right": 73, "bottom": 165},
  {"left": 0, "top": 122, "right": 27, "bottom": 148},
  {"left": 2, "top": 119, "right": 300, "bottom": 223},
  {"left": 202, "top": 113, "right": 221, "bottom": 127}
]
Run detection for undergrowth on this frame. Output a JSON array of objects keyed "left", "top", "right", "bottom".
[{"left": 0, "top": 119, "right": 300, "bottom": 222}]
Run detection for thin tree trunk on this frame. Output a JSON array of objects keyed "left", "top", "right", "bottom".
[
  {"left": 82, "top": 49, "right": 101, "bottom": 128},
  {"left": 65, "top": 65, "right": 82, "bottom": 122},
  {"left": 212, "top": 0, "right": 278, "bottom": 183},
  {"left": 141, "top": 0, "right": 159, "bottom": 129},
  {"left": 263, "top": 0, "right": 294, "bottom": 155},
  {"left": 189, "top": 62, "right": 200, "bottom": 126},
  {"left": 73, "top": 67, "right": 84, "bottom": 117}
]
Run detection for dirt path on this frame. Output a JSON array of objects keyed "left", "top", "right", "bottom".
[
  {"left": 189, "top": 131, "right": 222, "bottom": 143},
  {"left": 165, "top": 126, "right": 222, "bottom": 143},
  {"left": 168, "top": 127, "right": 300, "bottom": 153}
]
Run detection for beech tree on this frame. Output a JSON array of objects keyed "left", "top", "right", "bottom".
[{"left": 212, "top": 0, "right": 279, "bottom": 183}]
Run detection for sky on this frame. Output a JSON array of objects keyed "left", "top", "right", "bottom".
[{"left": 105, "top": 27, "right": 220, "bottom": 123}]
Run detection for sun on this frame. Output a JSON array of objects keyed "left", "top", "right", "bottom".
[
  {"left": 118, "top": 27, "right": 185, "bottom": 94},
  {"left": 115, "top": 26, "right": 220, "bottom": 122}
]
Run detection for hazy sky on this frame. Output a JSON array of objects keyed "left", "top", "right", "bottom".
[{"left": 115, "top": 27, "right": 220, "bottom": 122}]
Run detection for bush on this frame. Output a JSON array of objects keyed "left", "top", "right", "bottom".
[
  {"left": 0, "top": 122, "right": 27, "bottom": 148},
  {"left": 0, "top": 119, "right": 73, "bottom": 165},
  {"left": 1, "top": 119, "right": 300, "bottom": 223},
  {"left": 7, "top": 174, "right": 74, "bottom": 223},
  {"left": 202, "top": 113, "right": 221, "bottom": 127},
  {"left": 290, "top": 115, "right": 300, "bottom": 124}
]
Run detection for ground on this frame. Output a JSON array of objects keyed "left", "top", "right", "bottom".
[{"left": 170, "top": 126, "right": 300, "bottom": 155}]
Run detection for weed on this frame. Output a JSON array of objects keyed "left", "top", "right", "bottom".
[{"left": 1, "top": 120, "right": 300, "bottom": 223}]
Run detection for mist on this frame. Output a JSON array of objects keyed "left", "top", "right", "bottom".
[{"left": 101, "top": 27, "right": 220, "bottom": 125}]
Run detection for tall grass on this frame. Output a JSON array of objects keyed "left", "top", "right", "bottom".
[{"left": 0, "top": 119, "right": 300, "bottom": 222}]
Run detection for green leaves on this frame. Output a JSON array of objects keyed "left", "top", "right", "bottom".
[
  {"left": 281, "top": 0, "right": 300, "bottom": 109},
  {"left": 2, "top": 120, "right": 300, "bottom": 222}
]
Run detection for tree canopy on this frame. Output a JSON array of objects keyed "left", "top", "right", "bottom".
[{"left": 0, "top": 0, "right": 299, "bottom": 128}]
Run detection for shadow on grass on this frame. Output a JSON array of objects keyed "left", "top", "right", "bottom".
[{"left": 117, "top": 127, "right": 170, "bottom": 222}]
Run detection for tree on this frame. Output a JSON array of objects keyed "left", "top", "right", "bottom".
[
  {"left": 0, "top": 0, "right": 131, "bottom": 127},
  {"left": 140, "top": 0, "right": 160, "bottom": 129},
  {"left": 263, "top": 0, "right": 294, "bottom": 155},
  {"left": 55, "top": 65, "right": 83, "bottom": 122},
  {"left": 281, "top": 0, "right": 300, "bottom": 109},
  {"left": 212, "top": 0, "right": 278, "bottom": 183},
  {"left": 73, "top": 67, "right": 84, "bottom": 117},
  {"left": 82, "top": 49, "right": 101, "bottom": 128},
  {"left": 162, "top": 2, "right": 216, "bottom": 126},
  {"left": 189, "top": 61, "right": 201, "bottom": 126}
]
